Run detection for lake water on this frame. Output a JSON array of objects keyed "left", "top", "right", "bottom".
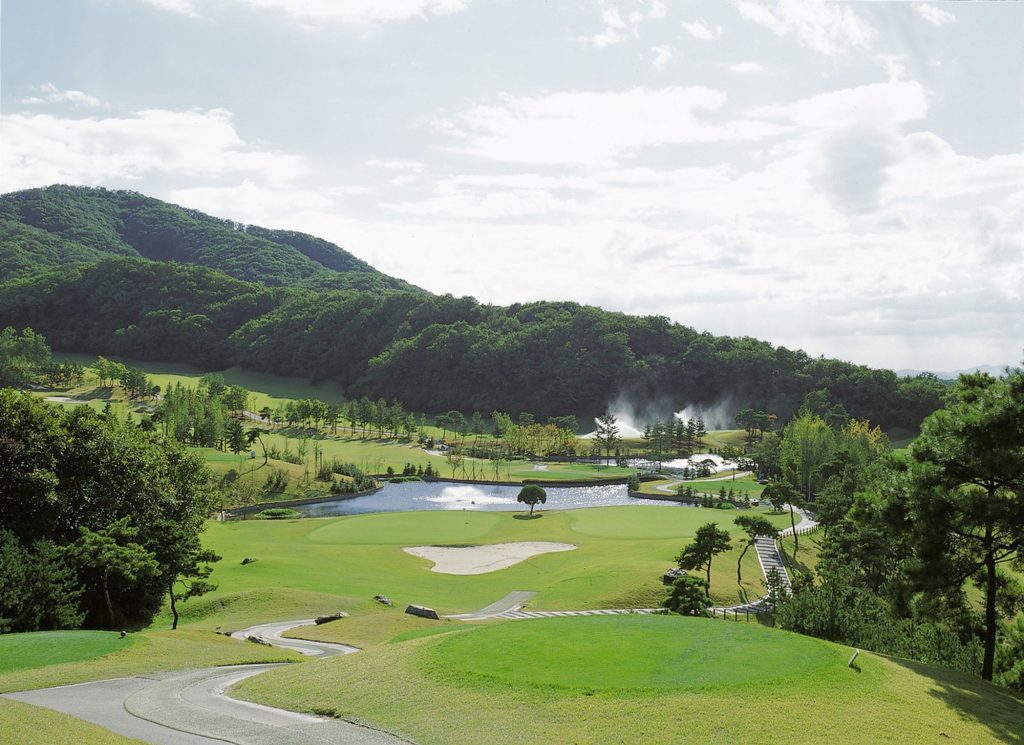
[{"left": 294, "top": 481, "right": 684, "bottom": 517}]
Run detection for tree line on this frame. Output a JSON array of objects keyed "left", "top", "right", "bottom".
[
  {"left": 665, "top": 370, "right": 1024, "bottom": 691},
  {"left": 0, "top": 390, "right": 218, "bottom": 632},
  {"left": 1, "top": 190, "right": 948, "bottom": 430}
]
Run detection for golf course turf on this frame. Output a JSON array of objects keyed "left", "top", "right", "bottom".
[
  {"left": 188, "top": 505, "right": 793, "bottom": 619},
  {"left": 235, "top": 613, "right": 1024, "bottom": 745}
]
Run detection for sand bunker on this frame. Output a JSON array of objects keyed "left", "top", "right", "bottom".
[{"left": 403, "top": 542, "right": 577, "bottom": 575}]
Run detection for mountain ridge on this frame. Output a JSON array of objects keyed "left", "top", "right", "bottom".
[
  {"left": 0, "top": 185, "right": 947, "bottom": 430},
  {"left": 0, "top": 185, "right": 418, "bottom": 293}
]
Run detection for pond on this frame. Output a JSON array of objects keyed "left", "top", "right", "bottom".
[{"left": 293, "top": 481, "right": 685, "bottom": 517}]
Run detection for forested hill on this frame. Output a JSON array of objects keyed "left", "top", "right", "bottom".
[
  {"left": 0, "top": 185, "right": 417, "bottom": 293},
  {"left": 0, "top": 186, "right": 946, "bottom": 430}
]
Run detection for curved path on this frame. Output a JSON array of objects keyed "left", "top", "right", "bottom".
[
  {"left": 3, "top": 621, "right": 407, "bottom": 745},
  {"left": 230, "top": 619, "right": 356, "bottom": 657}
]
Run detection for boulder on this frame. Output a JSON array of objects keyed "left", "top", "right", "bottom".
[
  {"left": 405, "top": 604, "right": 439, "bottom": 620},
  {"left": 662, "top": 567, "right": 685, "bottom": 585},
  {"left": 315, "top": 611, "right": 349, "bottom": 625}
]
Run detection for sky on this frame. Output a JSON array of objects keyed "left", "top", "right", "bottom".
[{"left": 2, "top": 0, "right": 1022, "bottom": 373}]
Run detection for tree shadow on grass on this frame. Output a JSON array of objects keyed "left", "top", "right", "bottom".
[
  {"left": 78, "top": 386, "right": 113, "bottom": 400},
  {"left": 513, "top": 514, "right": 543, "bottom": 521},
  {"left": 888, "top": 658, "right": 1024, "bottom": 744}
]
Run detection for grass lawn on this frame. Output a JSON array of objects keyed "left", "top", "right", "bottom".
[
  {"left": 53, "top": 354, "right": 345, "bottom": 411},
  {"left": 0, "top": 629, "right": 299, "bottom": 695},
  {"left": 0, "top": 631, "right": 134, "bottom": 674},
  {"left": 188, "top": 506, "right": 797, "bottom": 628},
  {"left": 780, "top": 530, "right": 824, "bottom": 576},
  {"left": 636, "top": 473, "right": 766, "bottom": 499},
  {"left": 235, "top": 613, "right": 1024, "bottom": 745},
  {"left": 0, "top": 699, "right": 146, "bottom": 745},
  {"left": 285, "top": 609, "right": 464, "bottom": 649}
]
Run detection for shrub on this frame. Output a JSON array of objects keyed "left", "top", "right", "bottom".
[{"left": 255, "top": 508, "right": 301, "bottom": 520}]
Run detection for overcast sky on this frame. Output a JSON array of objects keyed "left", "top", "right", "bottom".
[{"left": 2, "top": 0, "right": 1022, "bottom": 372}]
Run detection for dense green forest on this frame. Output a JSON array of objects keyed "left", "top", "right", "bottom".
[
  {"left": 0, "top": 185, "right": 415, "bottom": 292},
  {"left": 0, "top": 185, "right": 947, "bottom": 430},
  {"left": 765, "top": 371, "right": 1024, "bottom": 689},
  {"left": 0, "top": 390, "right": 218, "bottom": 631}
]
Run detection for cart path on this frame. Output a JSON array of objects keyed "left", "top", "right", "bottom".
[{"left": 3, "top": 621, "right": 408, "bottom": 745}]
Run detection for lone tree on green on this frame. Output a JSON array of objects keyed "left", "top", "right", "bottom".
[
  {"left": 517, "top": 485, "right": 547, "bottom": 516},
  {"left": 676, "top": 522, "right": 732, "bottom": 597}
]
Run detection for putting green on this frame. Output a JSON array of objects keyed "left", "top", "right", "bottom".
[
  {"left": 423, "top": 615, "right": 841, "bottom": 692},
  {"left": 569, "top": 506, "right": 733, "bottom": 539},
  {"left": 307, "top": 511, "right": 502, "bottom": 545}
]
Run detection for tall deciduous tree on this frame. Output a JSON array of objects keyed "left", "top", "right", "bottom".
[
  {"left": 781, "top": 413, "right": 835, "bottom": 502},
  {"left": 903, "top": 371, "right": 1024, "bottom": 681}
]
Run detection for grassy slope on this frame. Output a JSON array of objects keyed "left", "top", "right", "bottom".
[
  {"left": 54, "top": 354, "right": 345, "bottom": 409},
  {"left": 0, "top": 699, "right": 146, "bottom": 745},
  {"left": 0, "top": 631, "right": 134, "bottom": 674},
  {"left": 0, "top": 629, "right": 298, "bottom": 694},
  {"left": 636, "top": 473, "right": 766, "bottom": 498},
  {"left": 236, "top": 614, "right": 1024, "bottom": 745},
  {"left": 192, "top": 506, "right": 795, "bottom": 625}
]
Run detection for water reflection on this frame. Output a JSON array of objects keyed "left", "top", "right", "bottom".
[{"left": 296, "top": 481, "right": 683, "bottom": 517}]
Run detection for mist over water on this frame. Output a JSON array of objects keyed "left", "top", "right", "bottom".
[
  {"left": 582, "top": 394, "right": 736, "bottom": 437},
  {"left": 672, "top": 401, "right": 734, "bottom": 431}
]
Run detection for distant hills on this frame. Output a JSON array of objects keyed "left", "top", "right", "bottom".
[
  {"left": 0, "top": 185, "right": 416, "bottom": 293},
  {"left": 895, "top": 364, "right": 1017, "bottom": 380},
  {"left": 0, "top": 185, "right": 947, "bottom": 430}
]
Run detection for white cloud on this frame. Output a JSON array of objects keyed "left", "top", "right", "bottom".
[
  {"left": 137, "top": 0, "right": 202, "bottom": 17},
  {"left": 734, "top": 0, "right": 875, "bottom": 56},
  {"left": 21, "top": 83, "right": 102, "bottom": 108},
  {"left": 579, "top": 6, "right": 630, "bottom": 48},
  {"left": 168, "top": 180, "right": 336, "bottom": 223},
  {"left": 728, "top": 62, "right": 763, "bottom": 73},
  {"left": 651, "top": 45, "right": 673, "bottom": 69},
  {"left": 884, "top": 132, "right": 1024, "bottom": 202},
  {"left": 814, "top": 126, "right": 899, "bottom": 214},
  {"left": 750, "top": 80, "right": 928, "bottom": 130},
  {"left": 0, "top": 108, "right": 305, "bottom": 192},
  {"left": 135, "top": 0, "right": 470, "bottom": 23},
  {"left": 442, "top": 87, "right": 787, "bottom": 165},
  {"left": 914, "top": 3, "right": 955, "bottom": 28},
  {"left": 382, "top": 181, "right": 577, "bottom": 219},
  {"left": 579, "top": 1, "right": 669, "bottom": 48},
  {"left": 366, "top": 159, "right": 425, "bottom": 171},
  {"left": 681, "top": 20, "right": 722, "bottom": 40}
]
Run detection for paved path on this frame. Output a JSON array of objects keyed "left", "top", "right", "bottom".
[
  {"left": 230, "top": 619, "right": 356, "bottom": 657},
  {"left": 446, "top": 591, "right": 537, "bottom": 620},
  {"left": 3, "top": 621, "right": 407, "bottom": 745},
  {"left": 499, "top": 607, "right": 660, "bottom": 619}
]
